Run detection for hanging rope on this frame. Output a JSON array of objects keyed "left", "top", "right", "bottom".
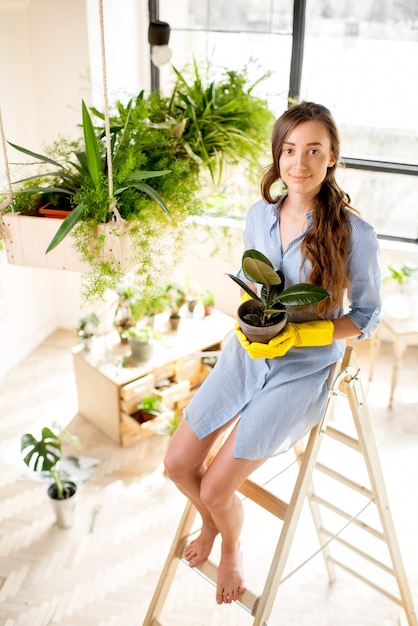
[
  {"left": 0, "top": 107, "right": 12, "bottom": 239},
  {"left": 98, "top": 0, "right": 127, "bottom": 230}
]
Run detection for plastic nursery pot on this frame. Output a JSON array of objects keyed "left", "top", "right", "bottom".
[
  {"left": 129, "top": 338, "right": 154, "bottom": 362},
  {"left": 47, "top": 481, "right": 77, "bottom": 529},
  {"left": 237, "top": 299, "right": 288, "bottom": 344}
]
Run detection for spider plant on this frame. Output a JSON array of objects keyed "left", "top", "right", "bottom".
[
  {"left": 8, "top": 100, "right": 171, "bottom": 252},
  {"left": 166, "top": 59, "right": 275, "bottom": 185}
]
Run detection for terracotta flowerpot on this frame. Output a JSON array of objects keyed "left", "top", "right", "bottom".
[
  {"left": 237, "top": 299, "right": 287, "bottom": 343},
  {"left": 169, "top": 315, "right": 181, "bottom": 330}
]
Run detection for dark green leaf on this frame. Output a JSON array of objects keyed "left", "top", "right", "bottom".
[
  {"left": 45, "top": 204, "right": 84, "bottom": 253},
  {"left": 278, "top": 284, "right": 329, "bottom": 308},
  {"left": 81, "top": 100, "right": 103, "bottom": 189}
]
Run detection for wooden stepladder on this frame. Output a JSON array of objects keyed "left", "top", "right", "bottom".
[{"left": 143, "top": 346, "right": 417, "bottom": 626}]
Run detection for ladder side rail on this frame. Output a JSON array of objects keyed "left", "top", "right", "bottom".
[
  {"left": 343, "top": 365, "right": 418, "bottom": 626},
  {"left": 142, "top": 499, "right": 198, "bottom": 626},
  {"left": 251, "top": 421, "right": 328, "bottom": 625}
]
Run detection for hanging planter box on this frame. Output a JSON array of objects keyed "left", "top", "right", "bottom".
[{"left": 2, "top": 213, "right": 135, "bottom": 273}]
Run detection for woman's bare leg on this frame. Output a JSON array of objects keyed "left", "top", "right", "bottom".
[
  {"left": 165, "top": 418, "right": 266, "bottom": 604},
  {"left": 199, "top": 423, "right": 266, "bottom": 604},
  {"left": 164, "top": 417, "right": 234, "bottom": 566}
]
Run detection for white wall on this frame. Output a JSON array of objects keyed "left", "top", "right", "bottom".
[
  {"left": 0, "top": 0, "right": 151, "bottom": 380},
  {"left": 0, "top": 0, "right": 417, "bottom": 382}
]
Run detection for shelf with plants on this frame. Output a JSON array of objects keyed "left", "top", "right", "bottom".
[{"left": 71, "top": 308, "right": 234, "bottom": 446}]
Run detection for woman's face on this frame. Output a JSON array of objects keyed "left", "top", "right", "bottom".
[{"left": 279, "top": 120, "right": 336, "bottom": 199}]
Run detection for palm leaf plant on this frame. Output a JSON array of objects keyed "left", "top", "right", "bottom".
[
  {"left": 9, "top": 100, "right": 171, "bottom": 253},
  {"left": 166, "top": 59, "right": 275, "bottom": 185},
  {"left": 21, "top": 425, "right": 80, "bottom": 500},
  {"left": 227, "top": 249, "right": 330, "bottom": 327}
]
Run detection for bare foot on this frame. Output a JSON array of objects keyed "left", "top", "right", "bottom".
[
  {"left": 184, "top": 525, "right": 218, "bottom": 567},
  {"left": 216, "top": 548, "right": 245, "bottom": 604}
]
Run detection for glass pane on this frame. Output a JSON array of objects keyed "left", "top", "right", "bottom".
[
  {"left": 161, "top": 0, "right": 293, "bottom": 33},
  {"left": 336, "top": 167, "right": 418, "bottom": 240},
  {"left": 301, "top": 0, "right": 418, "bottom": 164},
  {"left": 159, "top": 0, "right": 293, "bottom": 118}
]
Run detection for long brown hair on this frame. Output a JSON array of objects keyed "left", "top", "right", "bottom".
[{"left": 260, "top": 101, "right": 353, "bottom": 316}]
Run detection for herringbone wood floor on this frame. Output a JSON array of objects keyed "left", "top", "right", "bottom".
[{"left": 0, "top": 330, "right": 417, "bottom": 626}]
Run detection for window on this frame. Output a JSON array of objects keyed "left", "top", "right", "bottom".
[
  {"left": 300, "top": 0, "right": 418, "bottom": 241},
  {"left": 155, "top": 0, "right": 418, "bottom": 241}
]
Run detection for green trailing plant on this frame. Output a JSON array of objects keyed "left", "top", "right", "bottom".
[
  {"left": 227, "top": 249, "right": 330, "bottom": 327},
  {"left": 5, "top": 62, "right": 275, "bottom": 301},
  {"left": 21, "top": 424, "right": 81, "bottom": 500}
]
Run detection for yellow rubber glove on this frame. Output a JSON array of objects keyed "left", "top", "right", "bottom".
[
  {"left": 246, "top": 320, "right": 334, "bottom": 359},
  {"left": 235, "top": 322, "right": 251, "bottom": 349}
]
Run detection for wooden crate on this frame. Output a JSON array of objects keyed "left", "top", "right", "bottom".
[
  {"left": 3, "top": 213, "right": 136, "bottom": 273},
  {"left": 120, "top": 374, "right": 155, "bottom": 413},
  {"left": 153, "top": 379, "right": 191, "bottom": 409}
]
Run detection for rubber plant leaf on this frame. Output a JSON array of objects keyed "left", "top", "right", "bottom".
[
  {"left": 224, "top": 273, "right": 261, "bottom": 303},
  {"left": 242, "top": 251, "right": 282, "bottom": 286},
  {"left": 21, "top": 427, "right": 61, "bottom": 472},
  {"left": 45, "top": 204, "right": 84, "bottom": 253},
  {"left": 278, "top": 283, "right": 329, "bottom": 308}
]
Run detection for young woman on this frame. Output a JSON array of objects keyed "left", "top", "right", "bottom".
[{"left": 164, "top": 101, "right": 381, "bottom": 605}]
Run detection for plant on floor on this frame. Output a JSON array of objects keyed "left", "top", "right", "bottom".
[
  {"left": 20, "top": 423, "right": 81, "bottom": 500},
  {"left": 227, "top": 249, "right": 330, "bottom": 328}
]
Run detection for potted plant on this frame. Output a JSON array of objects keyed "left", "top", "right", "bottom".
[
  {"left": 382, "top": 262, "right": 418, "bottom": 319},
  {"left": 164, "top": 282, "right": 187, "bottom": 329},
  {"left": 76, "top": 312, "right": 99, "bottom": 349},
  {"left": 227, "top": 249, "right": 330, "bottom": 343},
  {"left": 134, "top": 394, "right": 165, "bottom": 424},
  {"left": 113, "top": 280, "right": 167, "bottom": 342},
  {"left": 202, "top": 288, "right": 215, "bottom": 316},
  {"left": 20, "top": 424, "right": 81, "bottom": 528},
  {"left": 123, "top": 325, "right": 160, "bottom": 362},
  {"left": 2, "top": 62, "right": 274, "bottom": 302}
]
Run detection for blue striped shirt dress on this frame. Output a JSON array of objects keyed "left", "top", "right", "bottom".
[{"left": 184, "top": 197, "right": 382, "bottom": 460}]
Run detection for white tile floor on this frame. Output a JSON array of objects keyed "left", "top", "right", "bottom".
[{"left": 0, "top": 330, "right": 417, "bottom": 626}]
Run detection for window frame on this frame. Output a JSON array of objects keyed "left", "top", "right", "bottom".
[{"left": 149, "top": 0, "right": 418, "bottom": 244}]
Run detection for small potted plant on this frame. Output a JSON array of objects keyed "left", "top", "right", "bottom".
[
  {"left": 227, "top": 249, "right": 330, "bottom": 343},
  {"left": 164, "top": 282, "right": 187, "bottom": 330},
  {"left": 382, "top": 262, "right": 418, "bottom": 319},
  {"left": 202, "top": 289, "right": 215, "bottom": 316},
  {"left": 76, "top": 312, "right": 100, "bottom": 349},
  {"left": 123, "top": 325, "right": 160, "bottom": 362},
  {"left": 20, "top": 424, "right": 81, "bottom": 528}
]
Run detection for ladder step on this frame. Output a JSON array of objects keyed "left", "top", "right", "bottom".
[
  {"left": 329, "top": 557, "right": 403, "bottom": 606},
  {"left": 315, "top": 461, "right": 373, "bottom": 498},
  {"left": 320, "top": 527, "right": 395, "bottom": 575},
  {"left": 180, "top": 557, "right": 260, "bottom": 615},
  {"left": 311, "top": 494, "right": 385, "bottom": 540},
  {"left": 325, "top": 425, "right": 361, "bottom": 451},
  {"left": 238, "top": 478, "right": 288, "bottom": 519}
]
